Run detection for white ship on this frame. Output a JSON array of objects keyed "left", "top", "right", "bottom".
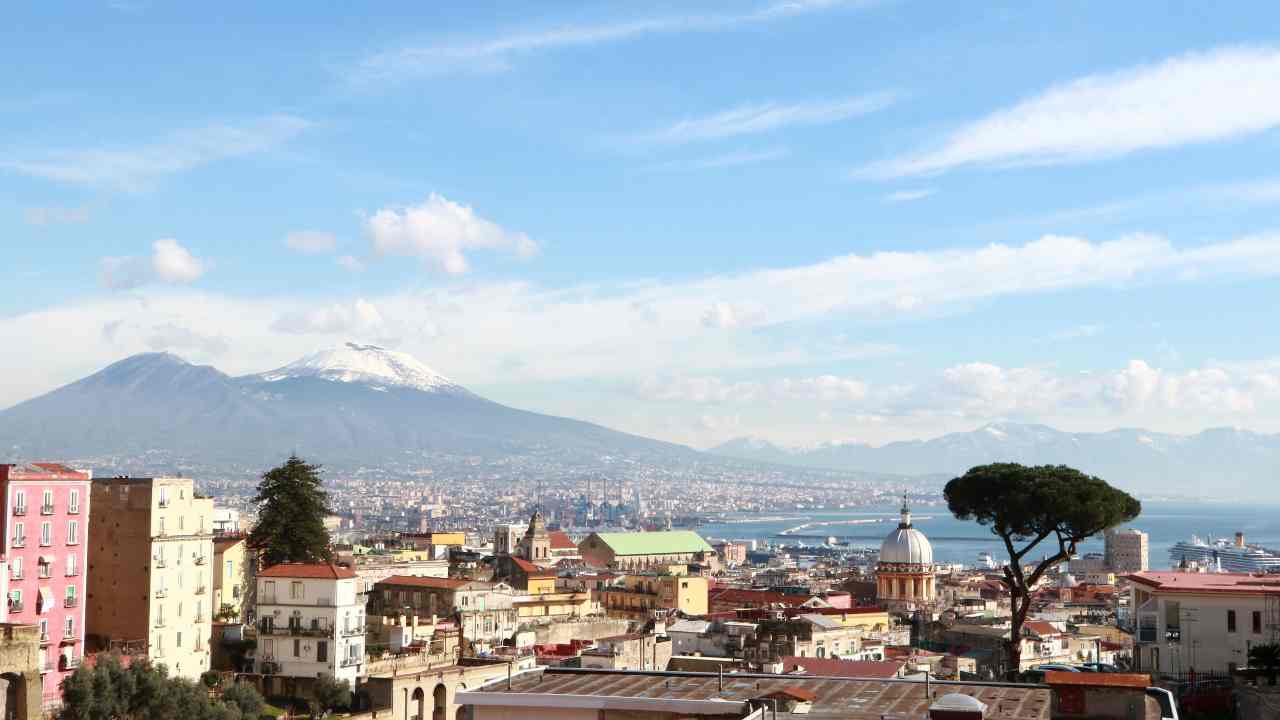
[
  {"left": 1169, "top": 533, "right": 1280, "bottom": 573},
  {"left": 976, "top": 551, "right": 998, "bottom": 570}
]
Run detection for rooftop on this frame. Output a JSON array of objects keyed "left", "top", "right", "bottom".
[
  {"left": 461, "top": 668, "right": 1051, "bottom": 720},
  {"left": 583, "top": 530, "right": 714, "bottom": 557},
  {"left": 780, "top": 656, "right": 906, "bottom": 680},
  {"left": 1, "top": 463, "right": 90, "bottom": 481},
  {"left": 258, "top": 563, "right": 355, "bottom": 579},
  {"left": 376, "top": 575, "right": 490, "bottom": 590},
  {"left": 1043, "top": 672, "right": 1151, "bottom": 689},
  {"left": 1128, "top": 571, "right": 1280, "bottom": 596},
  {"left": 548, "top": 530, "right": 577, "bottom": 550}
]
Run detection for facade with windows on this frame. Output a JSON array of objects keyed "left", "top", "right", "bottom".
[
  {"left": 0, "top": 463, "right": 92, "bottom": 709},
  {"left": 1129, "top": 571, "right": 1280, "bottom": 676},
  {"left": 85, "top": 477, "right": 215, "bottom": 680},
  {"left": 253, "top": 563, "right": 364, "bottom": 686},
  {"left": 213, "top": 535, "right": 249, "bottom": 622},
  {"left": 368, "top": 576, "right": 518, "bottom": 655}
]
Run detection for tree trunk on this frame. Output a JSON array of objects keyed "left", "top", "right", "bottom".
[{"left": 1005, "top": 596, "right": 1028, "bottom": 682}]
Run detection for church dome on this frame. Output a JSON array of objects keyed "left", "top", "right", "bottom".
[{"left": 878, "top": 499, "right": 933, "bottom": 566}]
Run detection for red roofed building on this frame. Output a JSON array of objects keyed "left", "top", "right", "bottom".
[
  {"left": 370, "top": 575, "right": 518, "bottom": 654},
  {"left": 254, "top": 562, "right": 364, "bottom": 684},
  {"left": 1129, "top": 571, "right": 1280, "bottom": 675},
  {"left": 778, "top": 655, "right": 906, "bottom": 679}
]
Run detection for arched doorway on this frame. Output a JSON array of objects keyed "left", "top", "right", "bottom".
[
  {"left": 409, "top": 687, "right": 425, "bottom": 720},
  {"left": 0, "top": 672, "right": 22, "bottom": 720},
  {"left": 432, "top": 683, "right": 448, "bottom": 720}
]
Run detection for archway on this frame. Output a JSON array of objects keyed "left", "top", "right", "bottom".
[
  {"left": 409, "top": 687, "right": 425, "bottom": 720},
  {"left": 432, "top": 683, "right": 447, "bottom": 720},
  {"left": 0, "top": 673, "right": 15, "bottom": 720}
]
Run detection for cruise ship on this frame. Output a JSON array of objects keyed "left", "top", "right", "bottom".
[{"left": 1169, "top": 533, "right": 1280, "bottom": 573}]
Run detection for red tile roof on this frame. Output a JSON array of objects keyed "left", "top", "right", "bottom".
[
  {"left": 710, "top": 588, "right": 808, "bottom": 607},
  {"left": 1, "top": 463, "right": 91, "bottom": 481},
  {"left": 763, "top": 687, "right": 817, "bottom": 702},
  {"left": 1127, "top": 571, "right": 1280, "bottom": 596},
  {"left": 1022, "top": 621, "right": 1061, "bottom": 637},
  {"left": 548, "top": 531, "right": 577, "bottom": 550},
  {"left": 377, "top": 574, "right": 488, "bottom": 590},
  {"left": 258, "top": 563, "right": 355, "bottom": 579},
  {"left": 1044, "top": 671, "right": 1150, "bottom": 689},
  {"left": 780, "top": 656, "right": 905, "bottom": 679},
  {"left": 512, "top": 557, "right": 557, "bottom": 577}
]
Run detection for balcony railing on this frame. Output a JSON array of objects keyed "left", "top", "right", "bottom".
[
  {"left": 64, "top": 597, "right": 78, "bottom": 608},
  {"left": 10, "top": 570, "right": 22, "bottom": 580},
  {"left": 195, "top": 586, "right": 207, "bottom": 595},
  {"left": 154, "top": 559, "right": 166, "bottom": 568},
  {"left": 39, "top": 537, "right": 51, "bottom": 547},
  {"left": 1165, "top": 627, "right": 1181, "bottom": 643},
  {"left": 194, "top": 556, "right": 207, "bottom": 565},
  {"left": 65, "top": 568, "right": 79, "bottom": 577},
  {"left": 11, "top": 536, "right": 24, "bottom": 548},
  {"left": 38, "top": 568, "right": 51, "bottom": 579},
  {"left": 155, "top": 589, "right": 167, "bottom": 598},
  {"left": 39, "top": 633, "right": 50, "bottom": 645},
  {"left": 342, "top": 626, "right": 365, "bottom": 637},
  {"left": 13, "top": 506, "right": 26, "bottom": 516},
  {"left": 340, "top": 656, "right": 362, "bottom": 668},
  {"left": 40, "top": 504, "right": 54, "bottom": 515},
  {"left": 8, "top": 602, "right": 23, "bottom": 613},
  {"left": 61, "top": 655, "right": 81, "bottom": 670}
]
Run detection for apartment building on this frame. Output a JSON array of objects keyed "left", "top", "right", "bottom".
[
  {"left": 86, "top": 477, "right": 214, "bottom": 680},
  {"left": 0, "top": 463, "right": 92, "bottom": 709},
  {"left": 254, "top": 563, "right": 365, "bottom": 686},
  {"left": 368, "top": 576, "right": 518, "bottom": 654},
  {"left": 1130, "top": 571, "right": 1280, "bottom": 675},
  {"left": 213, "top": 535, "right": 249, "bottom": 622},
  {"left": 1105, "top": 529, "right": 1149, "bottom": 574},
  {"left": 595, "top": 573, "right": 708, "bottom": 621}
]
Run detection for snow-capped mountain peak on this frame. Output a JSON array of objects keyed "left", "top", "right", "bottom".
[{"left": 252, "top": 342, "right": 463, "bottom": 393}]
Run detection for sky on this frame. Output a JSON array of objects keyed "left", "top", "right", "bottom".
[{"left": 4, "top": 1, "right": 1280, "bottom": 449}]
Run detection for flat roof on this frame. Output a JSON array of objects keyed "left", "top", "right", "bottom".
[
  {"left": 461, "top": 669, "right": 1051, "bottom": 720},
  {"left": 1127, "top": 571, "right": 1280, "bottom": 596},
  {"left": 584, "top": 531, "right": 714, "bottom": 557}
]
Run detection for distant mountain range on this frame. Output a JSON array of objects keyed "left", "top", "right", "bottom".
[
  {"left": 710, "top": 422, "right": 1280, "bottom": 498},
  {"left": 0, "top": 343, "right": 697, "bottom": 469}
]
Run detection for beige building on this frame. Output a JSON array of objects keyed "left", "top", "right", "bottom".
[
  {"left": 1105, "top": 528, "right": 1149, "bottom": 574},
  {"left": 212, "top": 535, "right": 249, "bottom": 622},
  {"left": 580, "top": 632, "right": 672, "bottom": 671},
  {"left": 596, "top": 573, "right": 708, "bottom": 621},
  {"left": 86, "top": 477, "right": 215, "bottom": 680}
]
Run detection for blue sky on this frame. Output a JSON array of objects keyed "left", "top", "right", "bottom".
[{"left": 4, "top": 1, "right": 1280, "bottom": 448}]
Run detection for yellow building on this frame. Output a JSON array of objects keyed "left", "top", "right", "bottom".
[
  {"left": 212, "top": 535, "right": 249, "bottom": 622},
  {"left": 87, "top": 477, "right": 215, "bottom": 680},
  {"left": 512, "top": 591, "right": 595, "bottom": 620},
  {"left": 597, "top": 574, "right": 708, "bottom": 621}
]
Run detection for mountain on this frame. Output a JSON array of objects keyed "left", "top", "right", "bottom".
[
  {"left": 709, "top": 422, "right": 1280, "bottom": 498},
  {"left": 0, "top": 343, "right": 697, "bottom": 469}
]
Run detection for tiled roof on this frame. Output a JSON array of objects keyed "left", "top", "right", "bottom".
[
  {"left": 582, "top": 531, "right": 713, "bottom": 557},
  {"left": 1127, "top": 571, "right": 1280, "bottom": 596},
  {"left": 710, "top": 588, "right": 808, "bottom": 607},
  {"left": 377, "top": 575, "right": 489, "bottom": 590},
  {"left": 1, "top": 463, "right": 91, "bottom": 481},
  {"left": 258, "top": 563, "right": 355, "bottom": 579},
  {"left": 780, "top": 656, "right": 905, "bottom": 680},
  {"left": 512, "top": 557, "right": 556, "bottom": 577},
  {"left": 1022, "top": 621, "right": 1061, "bottom": 637},
  {"left": 548, "top": 531, "right": 577, "bottom": 550}
]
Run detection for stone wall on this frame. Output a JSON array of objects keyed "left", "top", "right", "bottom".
[
  {"left": 533, "top": 619, "right": 630, "bottom": 646},
  {"left": 0, "top": 624, "right": 43, "bottom": 720}
]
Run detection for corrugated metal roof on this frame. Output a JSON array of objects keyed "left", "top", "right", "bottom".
[{"left": 583, "top": 530, "right": 713, "bottom": 557}]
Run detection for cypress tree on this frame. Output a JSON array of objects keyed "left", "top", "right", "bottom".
[{"left": 248, "top": 454, "right": 334, "bottom": 567}]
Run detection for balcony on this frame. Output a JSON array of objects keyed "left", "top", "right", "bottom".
[
  {"left": 65, "top": 568, "right": 79, "bottom": 577},
  {"left": 39, "top": 658, "right": 52, "bottom": 673},
  {"left": 64, "top": 597, "right": 78, "bottom": 608},
  {"left": 11, "top": 537, "right": 24, "bottom": 548},
  {"left": 68, "top": 505, "right": 80, "bottom": 515},
  {"left": 260, "top": 661, "right": 279, "bottom": 674},
  {"left": 38, "top": 568, "right": 51, "bottom": 580},
  {"left": 40, "top": 504, "right": 54, "bottom": 515},
  {"left": 340, "top": 656, "right": 362, "bottom": 668},
  {"left": 154, "top": 559, "right": 166, "bottom": 568},
  {"left": 158, "top": 499, "right": 169, "bottom": 508},
  {"left": 10, "top": 570, "right": 22, "bottom": 580},
  {"left": 155, "top": 589, "right": 167, "bottom": 598},
  {"left": 194, "top": 556, "right": 207, "bottom": 565},
  {"left": 342, "top": 626, "right": 365, "bottom": 637},
  {"left": 39, "top": 633, "right": 50, "bottom": 646},
  {"left": 60, "top": 655, "right": 81, "bottom": 670},
  {"left": 8, "top": 602, "right": 23, "bottom": 613},
  {"left": 13, "top": 506, "right": 26, "bottom": 516},
  {"left": 1165, "top": 627, "right": 1181, "bottom": 643},
  {"left": 195, "top": 586, "right": 207, "bottom": 595}
]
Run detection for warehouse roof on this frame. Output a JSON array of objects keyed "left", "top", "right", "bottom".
[{"left": 581, "top": 531, "right": 713, "bottom": 557}]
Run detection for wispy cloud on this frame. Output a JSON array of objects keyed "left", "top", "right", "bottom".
[
  {"left": 1, "top": 114, "right": 311, "bottom": 190},
  {"left": 24, "top": 205, "right": 92, "bottom": 225},
  {"left": 100, "top": 239, "right": 208, "bottom": 290},
  {"left": 860, "top": 46, "right": 1280, "bottom": 178},
  {"left": 882, "top": 188, "right": 934, "bottom": 203},
  {"left": 626, "top": 93, "right": 897, "bottom": 146},
  {"left": 646, "top": 147, "right": 790, "bottom": 172},
  {"left": 1048, "top": 324, "right": 1105, "bottom": 341},
  {"left": 366, "top": 193, "right": 537, "bottom": 274},
  {"left": 351, "top": 0, "right": 874, "bottom": 82}
]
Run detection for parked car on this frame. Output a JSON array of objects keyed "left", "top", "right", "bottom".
[
  {"left": 1080, "top": 662, "right": 1119, "bottom": 672},
  {"left": 1145, "top": 687, "right": 1180, "bottom": 720}
]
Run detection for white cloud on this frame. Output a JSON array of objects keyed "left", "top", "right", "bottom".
[
  {"left": 636, "top": 373, "right": 868, "bottom": 405},
  {"left": 366, "top": 193, "right": 538, "bottom": 274},
  {"left": 336, "top": 255, "right": 365, "bottom": 272},
  {"left": 100, "top": 239, "right": 207, "bottom": 290},
  {"left": 352, "top": 0, "right": 873, "bottom": 82},
  {"left": 2, "top": 114, "right": 310, "bottom": 190},
  {"left": 1048, "top": 324, "right": 1104, "bottom": 341},
  {"left": 146, "top": 323, "right": 230, "bottom": 356},
  {"left": 24, "top": 205, "right": 91, "bottom": 225},
  {"left": 882, "top": 189, "right": 934, "bottom": 203},
  {"left": 284, "top": 231, "right": 338, "bottom": 254},
  {"left": 271, "top": 299, "right": 386, "bottom": 336},
  {"left": 862, "top": 46, "right": 1280, "bottom": 178},
  {"left": 647, "top": 147, "right": 789, "bottom": 172},
  {"left": 627, "top": 94, "right": 897, "bottom": 146}
]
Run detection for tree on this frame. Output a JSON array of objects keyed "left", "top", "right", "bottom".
[
  {"left": 59, "top": 655, "right": 249, "bottom": 720},
  {"left": 215, "top": 603, "right": 240, "bottom": 622},
  {"left": 222, "top": 682, "right": 265, "bottom": 718},
  {"left": 945, "top": 463, "right": 1140, "bottom": 681},
  {"left": 248, "top": 454, "right": 334, "bottom": 567},
  {"left": 312, "top": 673, "right": 352, "bottom": 715},
  {"left": 1251, "top": 643, "right": 1280, "bottom": 685}
]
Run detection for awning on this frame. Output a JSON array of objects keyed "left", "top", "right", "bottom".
[{"left": 38, "top": 588, "right": 52, "bottom": 613}]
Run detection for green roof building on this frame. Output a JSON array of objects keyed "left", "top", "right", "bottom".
[{"left": 578, "top": 531, "right": 714, "bottom": 570}]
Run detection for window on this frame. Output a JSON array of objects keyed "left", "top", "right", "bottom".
[
  {"left": 226, "top": 560, "right": 233, "bottom": 577},
  {"left": 65, "top": 585, "right": 76, "bottom": 607},
  {"left": 179, "top": 515, "right": 184, "bottom": 531},
  {"left": 12, "top": 521, "right": 24, "bottom": 546},
  {"left": 293, "top": 639, "right": 301, "bottom": 658},
  {"left": 1228, "top": 610, "right": 1237, "bottom": 632},
  {"left": 158, "top": 487, "right": 169, "bottom": 508},
  {"left": 262, "top": 638, "right": 274, "bottom": 659},
  {"left": 68, "top": 490, "right": 79, "bottom": 514},
  {"left": 157, "top": 603, "right": 165, "bottom": 625},
  {"left": 155, "top": 633, "right": 164, "bottom": 657},
  {"left": 317, "top": 640, "right": 328, "bottom": 662},
  {"left": 38, "top": 558, "right": 50, "bottom": 578},
  {"left": 176, "top": 631, "right": 182, "bottom": 648},
  {"left": 1254, "top": 611, "right": 1264, "bottom": 634},
  {"left": 66, "top": 554, "right": 77, "bottom": 576},
  {"left": 64, "top": 617, "right": 74, "bottom": 639},
  {"left": 41, "top": 490, "right": 53, "bottom": 514},
  {"left": 40, "top": 522, "right": 51, "bottom": 546},
  {"left": 263, "top": 580, "right": 276, "bottom": 602},
  {"left": 290, "top": 582, "right": 304, "bottom": 600},
  {"left": 158, "top": 517, "right": 165, "bottom": 535},
  {"left": 39, "top": 619, "right": 48, "bottom": 642},
  {"left": 11, "top": 557, "right": 21, "bottom": 579},
  {"left": 8, "top": 590, "right": 21, "bottom": 611},
  {"left": 14, "top": 491, "right": 26, "bottom": 514},
  {"left": 67, "top": 520, "right": 79, "bottom": 544}
]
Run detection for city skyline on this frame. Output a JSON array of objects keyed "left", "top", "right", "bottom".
[{"left": 6, "top": 2, "right": 1280, "bottom": 450}]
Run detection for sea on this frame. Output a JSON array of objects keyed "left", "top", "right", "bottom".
[{"left": 694, "top": 500, "right": 1280, "bottom": 570}]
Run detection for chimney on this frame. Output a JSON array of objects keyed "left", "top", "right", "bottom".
[{"left": 1236, "top": 532, "right": 1246, "bottom": 548}]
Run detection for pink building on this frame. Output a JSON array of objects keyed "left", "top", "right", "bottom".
[{"left": 0, "top": 463, "right": 92, "bottom": 708}]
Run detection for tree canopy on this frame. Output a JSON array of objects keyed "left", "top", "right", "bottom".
[
  {"left": 248, "top": 454, "right": 334, "bottom": 567},
  {"left": 945, "top": 463, "right": 1140, "bottom": 679},
  {"left": 59, "top": 655, "right": 264, "bottom": 720}
]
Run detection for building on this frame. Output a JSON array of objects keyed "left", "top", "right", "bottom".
[
  {"left": 86, "top": 476, "right": 214, "bottom": 681},
  {"left": 0, "top": 623, "right": 46, "bottom": 719},
  {"left": 1105, "top": 528, "right": 1149, "bottom": 574},
  {"left": 254, "top": 563, "right": 365, "bottom": 685},
  {"left": 509, "top": 558, "right": 556, "bottom": 595},
  {"left": 580, "top": 632, "right": 672, "bottom": 671},
  {"left": 212, "top": 535, "right": 249, "bottom": 622},
  {"left": 0, "top": 463, "right": 93, "bottom": 707},
  {"left": 578, "top": 531, "right": 715, "bottom": 570},
  {"left": 458, "top": 667, "right": 1054, "bottom": 720},
  {"left": 493, "top": 524, "right": 524, "bottom": 556},
  {"left": 1129, "top": 571, "right": 1280, "bottom": 675},
  {"left": 595, "top": 573, "right": 708, "bottom": 621},
  {"left": 713, "top": 541, "right": 747, "bottom": 567},
  {"left": 368, "top": 576, "right": 518, "bottom": 654},
  {"left": 518, "top": 511, "right": 552, "bottom": 565},
  {"left": 875, "top": 499, "right": 935, "bottom": 613}
]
